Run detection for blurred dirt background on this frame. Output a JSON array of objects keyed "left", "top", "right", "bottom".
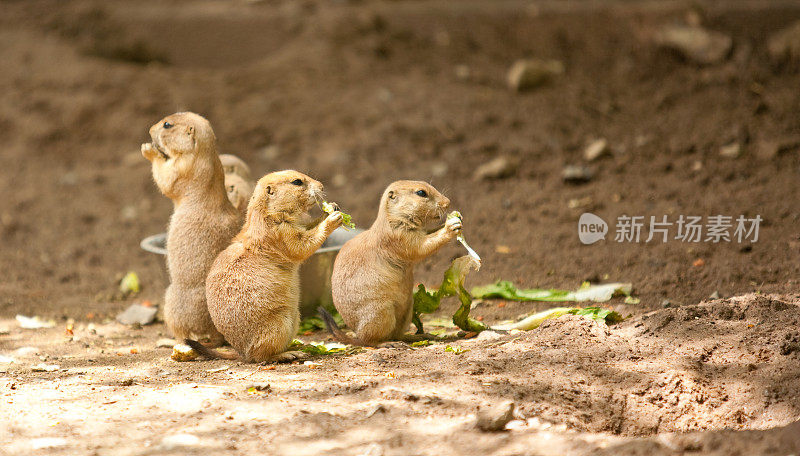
[{"left": 2, "top": 0, "right": 800, "bottom": 454}]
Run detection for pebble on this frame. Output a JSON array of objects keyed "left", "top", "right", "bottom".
[
  {"left": 768, "top": 20, "right": 800, "bottom": 63},
  {"left": 116, "top": 304, "right": 157, "bottom": 326},
  {"left": 474, "top": 157, "right": 517, "bottom": 180},
  {"left": 719, "top": 143, "right": 741, "bottom": 158},
  {"left": 709, "top": 291, "right": 721, "bottom": 300},
  {"left": 562, "top": 165, "right": 593, "bottom": 183},
  {"left": 584, "top": 138, "right": 610, "bottom": 161},
  {"left": 655, "top": 24, "right": 732, "bottom": 65},
  {"left": 476, "top": 400, "right": 515, "bottom": 431},
  {"left": 507, "top": 59, "right": 564, "bottom": 91},
  {"left": 32, "top": 363, "right": 60, "bottom": 372}
]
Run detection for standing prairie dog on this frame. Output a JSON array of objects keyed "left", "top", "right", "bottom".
[
  {"left": 219, "top": 154, "right": 252, "bottom": 181},
  {"left": 141, "top": 112, "right": 241, "bottom": 345},
  {"left": 186, "top": 170, "right": 343, "bottom": 362},
  {"left": 325, "top": 181, "right": 461, "bottom": 346},
  {"left": 219, "top": 154, "right": 255, "bottom": 212}
]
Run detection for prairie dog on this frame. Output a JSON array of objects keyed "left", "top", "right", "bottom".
[
  {"left": 141, "top": 112, "right": 241, "bottom": 345},
  {"left": 190, "top": 170, "right": 343, "bottom": 362},
  {"left": 219, "top": 154, "right": 252, "bottom": 181},
  {"left": 327, "top": 181, "right": 461, "bottom": 346},
  {"left": 225, "top": 172, "right": 255, "bottom": 212}
]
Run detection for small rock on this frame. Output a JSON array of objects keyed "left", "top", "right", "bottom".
[
  {"left": 474, "top": 157, "right": 517, "bottom": 180},
  {"left": 156, "top": 338, "right": 177, "bottom": 348},
  {"left": 655, "top": 24, "right": 732, "bottom": 65},
  {"left": 507, "top": 59, "right": 564, "bottom": 92},
  {"left": 661, "top": 299, "right": 672, "bottom": 308},
  {"left": 160, "top": 434, "right": 200, "bottom": 450},
  {"left": 691, "top": 160, "right": 704, "bottom": 172},
  {"left": 568, "top": 196, "right": 593, "bottom": 209},
  {"left": 32, "top": 363, "right": 60, "bottom": 372},
  {"left": 476, "top": 400, "right": 515, "bottom": 432},
  {"left": 719, "top": 142, "right": 741, "bottom": 158},
  {"left": 709, "top": 291, "right": 720, "bottom": 300},
  {"left": 116, "top": 304, "right": 157, "bottom": 326},
  {"left": 584, "top": 138, "right": 609, "bottom": 161},
  {"left": 562, "top": 165, "right": 593, "bottom": 184},
  {"left": 171, "top": 344, "right": 198, "bottom": 362},
  {"left": 119, "top": 377, "right": 136, "bottom": 386},
  {"left": 768, "top": 20, "right": 800, "bottom": 63}
]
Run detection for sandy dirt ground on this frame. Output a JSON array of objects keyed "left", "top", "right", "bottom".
[
  {"left": 2, "top": 0, "right": 800, "bottom": 454},
  {"left": 2, "top": 294, "right": 800, "bottom": 455}
]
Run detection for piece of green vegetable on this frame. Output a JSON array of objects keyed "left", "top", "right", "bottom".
[
  {"left": 412, "top": 256, "right": 487, "bottom": 334},
  {"left": 322, "top": 201, "right": 356, "bottom": 230},
  {"left": 471, "top": 281, "right": 634, "bottom": 303},
  {"left": 289, "top": 339, "right": 348, "bottom": 355},
  {"left": 298, "top": 308, "right": 344, "bottom": 334},
  {"left": 119, "top": 271, "right": 140, "bottom": 295},
  {"left": 493, "top": 306, "right": 623, "bottom": 331},
  {"left": 444, "top": 345, "right": 469, "bottom": 355}
]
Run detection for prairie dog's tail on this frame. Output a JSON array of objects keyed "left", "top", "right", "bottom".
[
  {"left": 317, "top": 307, "right": 365, "bottom": 346},
  {"left": 184, "top": 339, "right": 240, "bottom": 360}
]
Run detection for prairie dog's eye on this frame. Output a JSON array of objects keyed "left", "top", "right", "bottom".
[
  {"left": 291, "top": 179, "right": 303, "bottom": 186},
  {"left": 415, "top": 190, "right": 428, "bottom": 198},
  {"left": 163, "top": 121, "right": 173, "bottom": 129}
]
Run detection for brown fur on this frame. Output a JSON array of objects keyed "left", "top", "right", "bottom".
[
  {"left": 141, "top": 112, "right": 242, "bottom": 345},
  {"left": 203, "top": 170, "right": 343, "bottom": 362},
  {"left": 330, "top": 181, "right": 460, "bottom": 346}
]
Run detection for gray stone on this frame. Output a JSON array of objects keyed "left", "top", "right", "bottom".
[{"left": 116, "top": 304, "right": 157, "bottom": 326}]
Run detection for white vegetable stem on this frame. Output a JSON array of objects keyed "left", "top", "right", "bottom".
[{"left": 448, "top": 211, "right": 481, "bottom": 265}]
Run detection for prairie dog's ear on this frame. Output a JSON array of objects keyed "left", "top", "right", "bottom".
[
  {"left": 387, "top": 190, "right": 396, "bottom": 200},
  {"left": 266, "top": 185, "right": 274, "bottom": 196}
]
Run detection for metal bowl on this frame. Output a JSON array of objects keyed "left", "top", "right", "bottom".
[{"left": 140, "top": 227, "right": 362, "bottom": 316}]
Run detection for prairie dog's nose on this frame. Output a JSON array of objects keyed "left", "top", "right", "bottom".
[{"left": 438, "top": 197, "right": 451, "bottom": 209}]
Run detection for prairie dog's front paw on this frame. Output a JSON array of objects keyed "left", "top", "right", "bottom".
[
  {"left": 446, "top": 216, "right": 462, "bottom": 234},
  {"left": 325, "top": 211, "right": 344, "bottom": 232}
]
